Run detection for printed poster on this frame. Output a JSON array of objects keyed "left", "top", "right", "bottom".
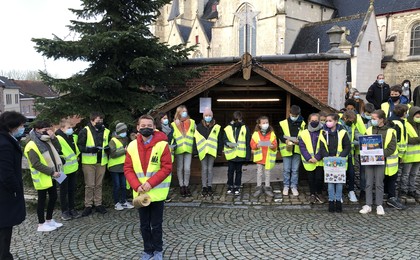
[
  {"left": 323, "top": 157, "right": 346, "bottom": 184},
  {"left": 359, "top": 134, "right": 385, "bottom": 165}
]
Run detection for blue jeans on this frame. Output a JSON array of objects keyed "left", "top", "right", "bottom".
[
  {"left": 139, "top": 201, "right": 164, "bottom": 254},
  {"left": 110, "top": 171, "right": 127, "bottom": 204},
  {"left": 328, "top": 183, "right": 343, "bottom": 201},
  {"left": 282, "top": 154, "right": 300, "bottom": 188}
]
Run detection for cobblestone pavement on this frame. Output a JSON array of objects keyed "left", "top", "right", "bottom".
[{"left": 11, "top": 199, "right": 420, "bottom": 259}]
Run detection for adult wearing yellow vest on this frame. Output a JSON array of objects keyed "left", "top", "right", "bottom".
[
  {"left": 171, "top": 105, "right": 195, "bottom": 197},
  {"left": 25, "top": 120, "right": 64, "bottom": 232},
  {"left": 77, "top": 112, "right": 110, "bottom": 217},
  {"left": 108, "top": 122, "right": 134, "bottom": 211},
  {"left": 299, "top": 113, "right": 324, "bottom": 204},
  {"left": 359, "top": 110, "right": 397, "bottom": 215},
  {"left": 319, "top": 113, "right": 351, "bottom": 213},
  {"left": 381, "top": 85, "right": 410, "bottom": 118},
  {"left": 279, "top": 105, "right": 305, "bottom": 197},
  {"left": 223, "top": 111, "right": 251, "bottom": 195},
  {"left": 0, "top": 111, "right": 26, "bottom": 259},
  {"left": 124, "top": 115, "right": 172, "bottom": 260},
  {"left": 193, "top": 107, "right": 223, "bottom": 197},
  {"left": 55, "top": 119, "right": 81, "bottom": 221},
  {"left": 400, "top": 106, "right": 420, "bottom": 200},
  {"left": 250, "top": 116, "right": 278, "bottom": 197},
  {"left": 386, "top": 104, "right": 408, "bottom": 210}
]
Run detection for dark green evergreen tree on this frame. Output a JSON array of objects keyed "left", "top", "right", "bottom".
[{"left": 32, "top": 0, "right": 197, "bottom": 125}]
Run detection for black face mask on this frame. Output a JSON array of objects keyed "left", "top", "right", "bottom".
[
  {"left": 233, "top": 121, "right": 242, "bottom": 127},
  {"left": 310, "top": 121, "right": 319, "bottom": 128},
  {"left": 139, "top": 128, "right": 154, "bottom": 137},
  {"left": 95, "top": 122, "right": 103, "bottom": 129},
  {"left": 390, "top": 96, "right": 400, "bottom": 102}
]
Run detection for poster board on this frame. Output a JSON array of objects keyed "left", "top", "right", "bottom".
[
  {"left": 323, "top": 157, "right": 346, "bottom": 183},
  {"left": 359, "top": 134, "right": 385, "bottom": 165}
]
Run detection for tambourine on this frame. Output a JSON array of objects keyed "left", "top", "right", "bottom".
[{"left": 133, "top": 193, "right": 151, "bottom": 208}]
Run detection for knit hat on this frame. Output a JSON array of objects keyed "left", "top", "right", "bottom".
[
  {"left": 203, "top": 107, "right": 213, "bottom": 116},
  {"left": 115, "top": 122, "right": 127, "bottom": 134}
]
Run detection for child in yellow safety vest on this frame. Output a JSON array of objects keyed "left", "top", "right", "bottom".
[
  {"left": 250, "top": 116, "right": 278, "bottom": 197},
  {"left": 359, "top": 109, "right": 397, "bottom": 215},
  {"left": 109, "top": 122, "right": 134, "bottom": 211}
]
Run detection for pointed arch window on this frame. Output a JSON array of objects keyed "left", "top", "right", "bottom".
[
  {"left": 410, "top": 23, "right": 420, "bottom": 56},
  {"left": 235, "top": 3, "right": 258, "bottom": 56}
]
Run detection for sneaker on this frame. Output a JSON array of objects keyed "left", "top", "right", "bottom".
[
  {"left": 283, "top": 187, "right": 289, "bottom": 196},
  {"left": 82, "top": 207, "right": 93, "bottom": 217},
  {"left": 376, "top": 205, "right": 385, "bottom": 215},
  {"left": 153, "top": 251, "right": 163, "bottom": 260},
  {"left": 291, "top": 187, "right": 299, "bottom": 196},
  {"left": 201, "top": 187, "right": 208, "bottom": 197},
  {"left": 253, "top": 186, "right": 263, "bottom": 197},
  {"left": 359, "top": 205, "right": 372, "bottom": 214},
  {"left": 114, "top": 202, "right": 124, "bottom": 211},
  {"left": 95, "top": 205, "right": 107, "bottom": 214},
  {"left": 234, "top": 188, "right": 240, "bottom": 196},
  {"left": 227, "top": 187, "right": 233, "bottom": 195},
  {"left": 348, "top": 191, "right": 358, "bottom": 202},
  {"left": 61, "top": 211, "right": 72, "bottom": 221},
  {"left": 121, "top": 201, "right": 134, "bottom": 209},
  {"left": 46, "top": 219, "right": 63, "bottom": 228},
  {"left": 309, "top": 194, "right": 316, "bottom": 204},
  {"left": 140, "top": 252, "right": 154, "bottom": 260},
  {"left": 264, "top": 186, "right": 274, "bottom": 197},
  {"left": 37, "top": 223, "right": 56, "bottom": 232},
  {"left": 386, "top": 197, "right": 406, "bottom": 210},
  {"left": 315, "top": 194, "right": 324, "bottom": 204},
  {"left": 70, "top": 209, "right": 81, "bottom": 219},
  {"left": 207, "top": 186, "right": 214, "bottom": 196}
]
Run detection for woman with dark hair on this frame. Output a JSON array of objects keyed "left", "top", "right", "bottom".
[
  {"left": 359, "top": 109, "right": 397, "bottom": 215},
  {"left": 24, "top": 120, "right": 64, "bottom": 231},
  {"left": 0, "top": 111, "right": 26, "bottom": 259},
  {"left": 401, "top": 79, "right": 412, "bottom": 103}
]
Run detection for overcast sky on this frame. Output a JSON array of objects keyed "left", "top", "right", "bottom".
[{"left": 0, "top": 0, "right": 88, "bottom": 78}]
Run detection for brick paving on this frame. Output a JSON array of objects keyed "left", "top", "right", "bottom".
[{"left": 12, "top": 185, "right": 420, "bottom": 259}]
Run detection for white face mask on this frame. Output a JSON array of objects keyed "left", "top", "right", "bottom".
[
  {"left": 261, "top": 123, "right": 269, "bottom": 131},
  {"left": 404, "top": 83, "right": 409, "bottom": 88}
]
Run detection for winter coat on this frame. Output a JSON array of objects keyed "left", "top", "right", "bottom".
[
  {"left": 366, "top": 81, "right": 391, "bottom": 109},
  {"left": 0, "top": 131, "right": 26, "bottom": 228},
  {"left": 319, "top": 125, "right": 351, "bottom": 158}
]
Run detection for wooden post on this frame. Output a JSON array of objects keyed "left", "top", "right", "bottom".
[{"left": 285, "top": 93, "right": 291, "bottom": 116}]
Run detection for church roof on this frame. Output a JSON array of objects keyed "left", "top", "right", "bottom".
[
  {"left": 290, "top": 14, "right": 365, "bottom": 55},
  {"left": 332, "top": 0, "right": 420, "bottom": 17},
  {"left": 168, "top": 0, "right": 180, "bottom": 21},
  {"left": 176, "top": 24, "right": 192, "bottom": 43},
  {"left": 202, "top": 0, "right": 219, "bottom": 19},
  {"left": 307, "top": 0, "right": 335, "bottom": 8},
  {"left": 200, "top": 19, "right": 214, "bottom": 42}
]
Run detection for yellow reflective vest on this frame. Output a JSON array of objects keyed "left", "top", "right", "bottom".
[
  {"left": 108, "top": 137, "right": 126, "bottom": 169},
  {"left": 366, "top": 127, "right": 398, "bottom": 176},
  {"left": 278, "top": 119, "right": 305, "bottom": 157},
  {"left": 223, "top": 125, "right": 247, "bottom": 160},
  {"left": 299, "top": 129, "right": 323, "bottom": 171},
  {"left": 194, "top": 124, "right": 221, "bottom": 160},
  {"left": 392, "top": 119, "right": 407, "bottom": 158},
  {"left": 402, "top": 121, "right": 420, "bottom": 163},
  {"left": 381, "top": 102, "right": 411, "bottom": 118},
  {"left": 126, "top": 140, "right": 171, "bottom": 202},
  {"left": 319, "top": 129, "right": 348, "bottom": 170},
  {"left": 81, "top": 126, "right": 110, "bottom": 165},
  {"left": 56, "top": 135, "right": 80, "bottom": 174},
  {"left": 171, "top": 119, "right": 195, "bottom": 154},
  {"left": 24, "top": 141, "right": 53, "bottom": 190},
  {"left": 251, "top": 131, "right": 277, "bottom": 170}
]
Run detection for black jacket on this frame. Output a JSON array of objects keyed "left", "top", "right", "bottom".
[
  {"left": 193, "top": 120, "right": 224, "bottom": 156},
  {"left": 223, "top": 122, "right": 251, "bottom": 162},
  {"left": 366, "top": 81, "right": 390, "bottom": 109},
  {"left": 0, "top": 132, "right": 26, "bottom": 228},
  {"left": 320, "top": 126, "right": 351, "bottom": 158},
  {"left": 77, "top": 122, "right": 111, "bottom": 163}
]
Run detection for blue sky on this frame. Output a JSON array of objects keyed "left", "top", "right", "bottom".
[{"left": 0, "top": 0, "right": 88, "bottom": 78}]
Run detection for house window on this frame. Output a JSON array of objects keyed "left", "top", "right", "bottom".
[
  {"left": 15, "top": 94, "right": 19, "bottom": 104},
  {"left": 236, "top": 3, "right": 258, "bottom": 56},
  {"left": 368, "top": 41, "right": 372, "bottom": 52},
  {"left": 195, "top": 35, "right": 199, "bottom": 44},
  {"left": 410, "top": 23, "right": 420, "bottom": 56},
  {"left": 6, "top": 94, "right": 12, "bottom": 105}
]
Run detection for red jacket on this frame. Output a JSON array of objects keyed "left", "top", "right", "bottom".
[
  {"left": 250, "top": 131, "right": 277, "bottom": 165},
  {"left": 124, "top": 131, "right": 172, "bottom": 191}
]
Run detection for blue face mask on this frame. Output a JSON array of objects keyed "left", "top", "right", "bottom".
[
  {"left": 181, "top": 112, "right": 188, "bottom": 118},
  {"left": 119, "top": 132, "right": 127, "bottom": 138},
  {"left": 65, "top": 128, "right": 74, "bottom": 136},
  {"left": 290, "top": 116, "right": 298, "bottom": 122},
  {"left": 162, "top": 119, "right": 169, "bottom": 125},
  {"left": 378, "top": 79, "right": 384, "bottom": 85},
  {"left": 364, "top": 115, "right": 372, "bottom": 120},
  {"left": 13, "top": 127, "right": 25, "bottom": 138},
  {"left": 204, "top": 116, "right": 212, "bottom": 123},
  {"left": 371, "top": 119, "right": 379, "bottom": 126}
]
